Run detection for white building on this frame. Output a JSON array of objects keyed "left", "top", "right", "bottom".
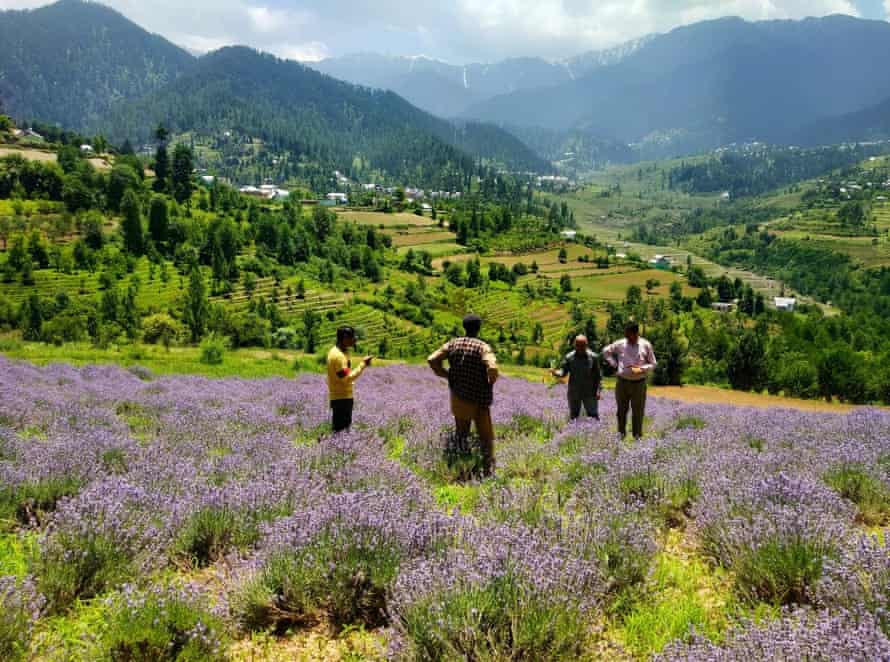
[
  {"left": 774, "top": 297, "right": 797, "bottom": 312},
  {"left": 326, "top": 192, "right": 348, "bottom": 204},
  {"left": 80, "top": 144, "right": 94, "bottom": 154},
  {"left": 560, "top": 230, "right": 578, "bottom": 240}
]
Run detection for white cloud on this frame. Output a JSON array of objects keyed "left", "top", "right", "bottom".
[
  {"left": 278, "top": 40, "right": 330, "bottom": 61},
  {"left": 0, "top": 0, "right": 871, "bottom": 61}
]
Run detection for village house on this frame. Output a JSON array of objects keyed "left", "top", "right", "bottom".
[{"left": 774, "top": 297, "right": 797, "bottom": 313}]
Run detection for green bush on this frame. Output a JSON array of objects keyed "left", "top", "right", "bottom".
[
  {"left": 0, "top": 477, "right": 83, "bottom": 527},
  {"left": 35, "top": 532, "right": 133, "bottom": 613},
  {"left": 98, "top": 585, "right": 228, "bottom": 661},
  {"left": 199, "top": 334, "right": 226, "bottom": 365},
  {"left": 397, "top": 570, "right": 587, "bottom": 661},
  {"left": 231, "top": 529, "right": 401, "bottom": 632},
  {"left": 734, "top": 538, "right": 827, "bottom": 606},
  {"left": 174, "top": 505, "right": 290, "bottom": 568},
  {"left": 824, "top": 464, "right": 890, "bottom": 526}
]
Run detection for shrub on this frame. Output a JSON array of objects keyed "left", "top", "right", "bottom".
[
  {"left": 199, "top": 334, "right": 226, "bottom": 365},
  {"left": 734, "top": 537, "right": 828, "bottom": 606},
  {"left": 395, "top": 569, "right": 586, "bottom": 661},
  {"left": 0, "top": 476, "right": 84, "bottom": 527},
  {"left": 0, "top": 575, "right": 44, "bottom": 661},
  {"left": 232, "top": 528, "right": 401, "bottom": 632},
  {"left": 98, "top": 584, "right": 227, "bottom": 661},
  {"left": 35, "top": 531, "right": 133, "bottom": 613},
  {"left": 823, "top": 464, "right": 890, "bottom": 526}
]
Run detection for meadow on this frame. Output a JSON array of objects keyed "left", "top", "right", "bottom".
[{"left": 1, "top": 357, "right": 888, "bottom": 660}]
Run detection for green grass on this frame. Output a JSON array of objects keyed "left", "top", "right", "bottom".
[
  {"left": 0, "top": 340, "right": 324, "bottom": 379},
  {"left": 617, "top": 535, "right": 731, "bottom": 657},
  {"left": 0, "top": 533, "right": 32, "bottom": 577}
]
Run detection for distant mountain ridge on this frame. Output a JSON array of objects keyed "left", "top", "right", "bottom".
[
  {"left": 0, "top": 0, "right": 549, "bottom": 182},
  {"left": 460, "top": 15, "right": 890, "bottom": 155},
  {"left": 311, "top": 37, "right": 654, "bottom": 118}
]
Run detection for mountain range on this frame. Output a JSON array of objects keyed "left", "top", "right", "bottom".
[
  {"left": 314, "top": 15, "right": 890, "bottom": 156},
  {"left": 4, "top": 1, "right": 890, "bottom": 177},
  {"left": 311, "top": 37, "right": 654, "bottom": 119},
  {"left": 0, "top": 0, "right": 548, "bottom": 184}
]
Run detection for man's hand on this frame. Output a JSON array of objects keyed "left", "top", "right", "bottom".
[
  {"left": 630, "top": 366, "right": 643, "bottom": 375},
  {"left": 363, "top": 356, "right": 374, "bottom": 366},
  {"left": 549, "top": 369, "right": 560, "bottom": 378}
]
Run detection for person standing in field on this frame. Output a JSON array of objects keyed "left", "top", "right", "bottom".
[
  {"left": 326, "top": 326, "right": 372, "bottom": 433},
  {"left": 603, "top": 322, "right": 657, "bottom": 439},
  {"left": 428, "top": 315, "right": 499, "bottom": 476},
  {"left": 550, "top": 335, "right": 602, "bottom": 420}
]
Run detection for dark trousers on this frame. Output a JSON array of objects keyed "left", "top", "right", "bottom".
[
  {"left": 568, "top": 393, "right": 599, "bottom": 420},
  {"left": 615, "top": 378, "right": 647, "bottom": 439},
  {"left": 331, "top": 399, "right": 354, "bottom": 433}
]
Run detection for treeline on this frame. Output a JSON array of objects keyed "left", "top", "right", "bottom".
[{"left": 669, "top": 144, "right": 890, "bottom": 198}]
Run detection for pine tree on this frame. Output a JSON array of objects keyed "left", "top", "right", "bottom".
[
  {"left": 154, "top": 144, "right": 169, "bottom": 192},
  {"left": 120, "top": 190, "right": 144, "bottom": 255},
  {"left": 148, "top": 195, "right": 169, "bottom": 245},
  {"left": 171, "top": 144, "right": 194, "bottom": 204},
  {"left": 182, "top": 266, "right": 209, "bottom": 342}
]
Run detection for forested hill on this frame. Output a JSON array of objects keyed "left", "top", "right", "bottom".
[
  {"left": 0, "top": 1, "right": 549, "bottom": 184},
  {"left": 0, "top": 0, "right": 193, "bottom": 128},
  {"left": 462, "top": 15, "right": 890, "bottom": 156},
  {"left": 103, "top": 47, "right": 549, "bottom": 184}
]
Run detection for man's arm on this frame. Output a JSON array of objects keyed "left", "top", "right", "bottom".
[
  {"left": 641, "top": 341, "right": 657, "bottom": 373},
  {"left": 602, "top": 341, "right": 619, "bottom": 369},
  {"left": 482, "top": 344, "right": 499, "bottom": 385},
  {"left": 551, "top": 355, "right": 570, "bottom": 379},
  {"left": 592, "top": 352, "right": 602, "bottom": 386},
  {"left": 427, "top": 343, "right": 450, "bottom": 379}
]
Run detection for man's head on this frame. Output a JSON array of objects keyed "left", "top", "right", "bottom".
[
  {"left": 625, "top": 322, "right": 640, "bottom": 344},
  {"left": 463, "top": 314, "right": 482, "bottom": 338},
  {"left": 336, "top": 326, "right": 356, "bottom": 349},
  {"left": 574, "top": 335, "right": 588, "bottom": 352}
]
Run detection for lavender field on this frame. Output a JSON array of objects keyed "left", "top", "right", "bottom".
[{"left": 1, "top": 356, "right": 889, "bottom": 661}]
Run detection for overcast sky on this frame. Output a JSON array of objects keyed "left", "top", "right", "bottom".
[{"left": 2, "top": 0, "right": 889, "bottom": 63}]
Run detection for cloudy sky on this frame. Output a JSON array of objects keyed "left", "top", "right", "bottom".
[{"left": 2, "top": 0, "right": 889, "bottom": 62}]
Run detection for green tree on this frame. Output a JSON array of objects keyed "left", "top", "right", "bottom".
[
  {"left": 727, "top": 330, "right": 766, "bottom": 392},
  {"left": 120, "top": 189, "right": 144, "bottom": 255},
  {"left": 650, "top": 320, "right": 689, "bottom": 386},
  {"left": 107, "top": 164, "right": 141, "bottom": 213},
  {"left": 171, "top": 145, "right": 194, "bottom": 204},
  {"left": 182, "top": 266, "right": 209, "bottom": 342},
  {"left": 20, "top": 294, "right": 44, "bottom": 341},
  {"left": 153, "top": 144, "right": 169, "bottom": 193},
  {"left": 148, "top": 195, "right": 169, "bottom": 245}
]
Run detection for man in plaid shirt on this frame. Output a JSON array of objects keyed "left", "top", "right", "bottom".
[{"left": 428, "top": 315, "right": 499, "bottom": 476}]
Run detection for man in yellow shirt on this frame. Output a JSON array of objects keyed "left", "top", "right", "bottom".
[{"left": 326, "top": 326, "right": 372, "bottom": 432}]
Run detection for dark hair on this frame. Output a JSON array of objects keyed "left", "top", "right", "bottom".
[
  {"left": 336, "top": 326, "right": 356, "bottom": 344},
  {"left": 463, "top": 315, "right": 482, "bottom": 338},
  {"left": 625, "top": 322, "right": 640, "bottom": 335}
]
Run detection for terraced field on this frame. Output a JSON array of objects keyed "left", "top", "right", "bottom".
[{"left": 339, "top": 211, "right": 437, "bottom": 228}]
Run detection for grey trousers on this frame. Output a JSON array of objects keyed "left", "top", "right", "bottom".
[
  {"left": 568, "top": 393, "right": 599, "bottom": 420},
  {"left": 615, "top": 378, "right": 647, "bottom": 438}
]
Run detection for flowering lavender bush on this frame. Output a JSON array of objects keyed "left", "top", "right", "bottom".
[
  {"left": 657, "top": 608, "right": 890, "bottom": 661},
  {"left": 815, "top": 534, "right": 890, "bottom": 636},
  {"left": 98, "top": 583, "right": 227, "bottom": 661},
  {"left": 0, "top": 575, "right": 44, "bottom": 661},
  {"left": 1, "top": 356, "right": 890, "bottom": 658}
]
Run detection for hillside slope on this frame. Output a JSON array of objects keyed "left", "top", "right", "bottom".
[
  {"left": 0, "top": 0, "right": 194, "bottom": 128},
  {"left": 103, "top": 47, "right": 548, "bottom": 182}
]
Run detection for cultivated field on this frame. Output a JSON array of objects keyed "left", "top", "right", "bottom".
[
  {"left": 0, "top": 146, "right": 112, "bottom": 171},
  {"left": 1, "top": 358, "right": 888, "bottom": 660},
  {"left": 339, "top": 211, "right": 437, "bottom": 228}
]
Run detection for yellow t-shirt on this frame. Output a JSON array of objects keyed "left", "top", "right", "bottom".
[{"left": 326, "top": 345, "right": 365, "bottom": 401}]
